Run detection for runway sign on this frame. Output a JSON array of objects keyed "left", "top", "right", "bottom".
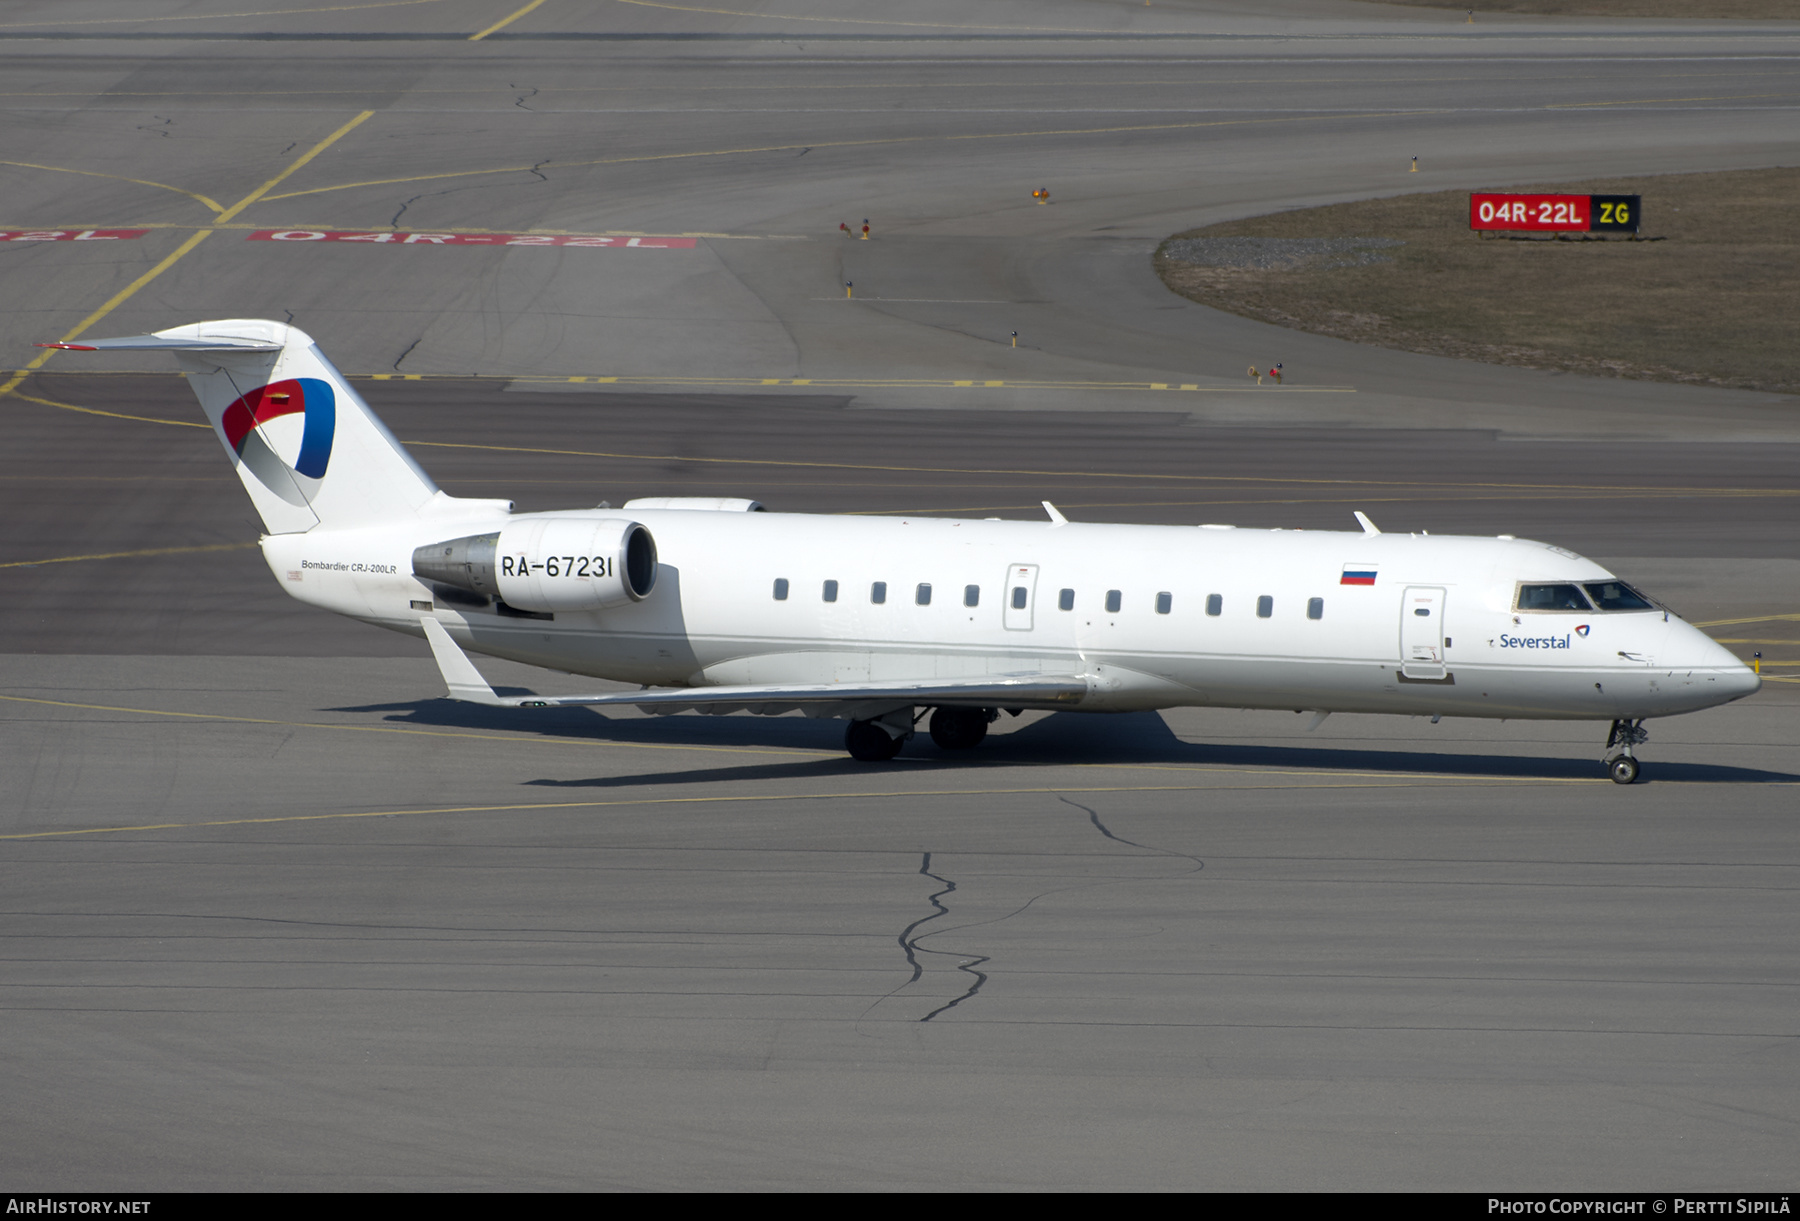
[
  {"left": 0, "top": 229, "right": 149, "bottom": 241},
  {"left": 247, "top": 230, "right": 698, "bottom": 248},
  {"left": 1469, "top": 194, "right": 1640, "bottom": 234}
]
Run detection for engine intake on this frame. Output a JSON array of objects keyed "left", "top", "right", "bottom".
[{"left": 414, "top": 518, "right": 656, "bottom": 613}]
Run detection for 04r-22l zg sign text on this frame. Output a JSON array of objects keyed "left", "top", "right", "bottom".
[{"left": 1469, "top": 194, "right": 1640, "bottom": 234}]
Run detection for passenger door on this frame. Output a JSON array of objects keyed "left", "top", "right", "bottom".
[
  {"left": 1003, "top": 564, "right": 1039, "bottom": 631},
  {"left": 1400, "top": 586, "right": 1447, "bottom": 680}
]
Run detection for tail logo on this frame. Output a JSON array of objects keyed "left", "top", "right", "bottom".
[{"left": 221, "top": 377, "right": 336, "bottom": 479}]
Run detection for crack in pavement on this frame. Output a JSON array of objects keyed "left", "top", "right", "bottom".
[
  {"left": 861, "top": 850, "right": 990, "bottom": 1025},
  {"left": 1059, "top": 794, "right": 1206, "bottom": 874},
  {"left": 907, "top": 852, "right": 990, "bottom": 1022},
  {"left": 867, "top": 805, "right": 1202, "bottom": 1027}
]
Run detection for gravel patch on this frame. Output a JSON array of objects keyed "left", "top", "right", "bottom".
[{"left": 1161, "top": 236, "right": 1405, "bottom": 270}]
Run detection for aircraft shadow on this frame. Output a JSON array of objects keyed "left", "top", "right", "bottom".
[
  {"left": 992, "top": 711, "right": 1798, "bottom": 785},
  {"left": 332, "top": 700, "right": 1799, "bottom": 788},
  {"left": 330, "top": 694, "right": 851, "bottom": 750}
]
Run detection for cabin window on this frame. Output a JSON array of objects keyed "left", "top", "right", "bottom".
[
  {"left": 1206, "top": 594, "right": 1222, "bottom": 617},
  {"left": 1105, "top": 590, "right": 1122, "bottom": 614},
  {"left": 871, "top": 581, "right": 887, "bottom": 604},
  {"left": 773, "top": 578, "right": 789, "bottom": 601},
  {"left": 1155, "top": 592, "right": 1172, "bottom": 615},
  {"left": 1256, "top": 595, "right": 1273, "bottom": 618},
  {"left": 916, "top": 583, "right": 932, "bottom": 606},
  {"left": 1517, "top": 583, "right": 1592, "bottom": 612},
  {"left": 1583, "top": 581, "right": 1655, "bottom": 611},
  {"left": 964, "top": 585, "right": 981, "bottom": 608},
  {"left": 1011, "top": 586, "right": 1028, "bottom": 610},
  {"left": 1307, "top": 597, "right": 1324, "bottom": 620},
  {"left": 823, "top": 579, "right": 838, "bottom": 603},
  {"left": 1059, "top": 588, "right": 1074, "bottom": 611}
]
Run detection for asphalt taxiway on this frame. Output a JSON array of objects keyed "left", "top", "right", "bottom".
[{"left": 2, "top": 0, "right": 1796, "bottom": 1191}]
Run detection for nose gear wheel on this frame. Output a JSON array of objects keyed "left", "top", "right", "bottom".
[{"left": 1602, "top": 719, "right": 1649, "bottom": 784}]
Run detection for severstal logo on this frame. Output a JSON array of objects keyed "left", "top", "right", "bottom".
[{"left": 221, "top": 377, "right": 336, "bottom": 479}]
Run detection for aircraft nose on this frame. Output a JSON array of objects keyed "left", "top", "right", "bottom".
[
  {"left": 1680, "top": 622, "right": 1761, "bottom": 700},
  {"left": 1720, "top": 663, "right": 1763, "bottom": 700}
]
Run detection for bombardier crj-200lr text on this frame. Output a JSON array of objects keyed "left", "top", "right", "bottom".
[{"left": 48, "top": 321, "right": 1760, "bottom": 782}]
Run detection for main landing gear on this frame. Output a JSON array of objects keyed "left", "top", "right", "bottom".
[
  {"left": 845, "top": 718, "right": 906, "bottom": 762},
  {"left": 929, "top": 706, "right": 994, "bottom": 751},
  {"left": 845, "top": 707, "right": 999, "bottom": 761},
  {"left": 1604, "top": 718, "right": 1649, "bottom": 785}
]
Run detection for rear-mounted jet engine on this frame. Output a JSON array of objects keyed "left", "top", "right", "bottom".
[{"left": 413, "top": 518, "right": 657, "bottom": 613}]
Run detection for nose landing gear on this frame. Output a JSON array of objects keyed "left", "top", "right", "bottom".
[{"left": 1603, "top": 719, "right": 1648, "bottom": 784}]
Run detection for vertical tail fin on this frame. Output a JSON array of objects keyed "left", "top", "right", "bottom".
[{"left": 45, "top": 320, "right": 442, "bottom": 533}]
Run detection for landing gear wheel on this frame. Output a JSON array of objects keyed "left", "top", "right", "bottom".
[
  {"left": 1603, "top": 719, "right": 1649, "bottom": 786},
  {"left": 929, "top": 706, "right": 991, "bottom": 751},
  {"left": 845, "top": 719, "right": 904, "bottom": 762}
]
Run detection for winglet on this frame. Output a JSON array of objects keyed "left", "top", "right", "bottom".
[
  {"left": 421, "top": 617, "right": 508, "bottom": 705},
  {"left": 1353, "top": 511, "right": 1381, "bottom": 536},
  {"left": 1042, "top": 500, "right": 1068, "bottom": 526}
]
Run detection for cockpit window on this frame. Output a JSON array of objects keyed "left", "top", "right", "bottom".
[
  {"left": 1583, "top": 581, "right": 1656, "bottom": 611},
  {"left": 1516, "top": 583, "right": 1593, "bottom": 612}
]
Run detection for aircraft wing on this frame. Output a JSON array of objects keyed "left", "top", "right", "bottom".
[{"left": 421, "top": 618, "right": 1087, "bottom": 714}]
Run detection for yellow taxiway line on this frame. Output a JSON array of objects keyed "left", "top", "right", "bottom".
[
  {"left": 0, "top": 773, "right": 1592, "bottom": 842},
  {"left": 470, "top": 0, "right": 549, "bottom": 41},
  {"left": 0, "top": 113, "right": 375, "bottom": 400},
  {"left": 0, "top": 0, "right": 448, "bottom": 28},
  {"left": 0, "top": 543, "right": 255, "bottom": 570}
]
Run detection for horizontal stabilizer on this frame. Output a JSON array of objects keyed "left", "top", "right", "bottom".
[
  {"left": 48, "top": 319, "right": 446, "bottom": 534},
  {"left": 419, "top": 619, "right": 1087, "bottom": 713},
  {"left": 39, "top": 333, "right": 283, "bottom": 353}
]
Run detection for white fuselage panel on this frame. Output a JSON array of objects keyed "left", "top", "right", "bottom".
[{"left": 262, "top": 511, "right": 1759, "bottom": 722}]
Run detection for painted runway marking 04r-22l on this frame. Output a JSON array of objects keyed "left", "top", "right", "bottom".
[
  {"left": 0, "top": 229, "right": 149, "bottom": 241},
  {"left": 247, "top": 230, "right": 698, "bottom": 248}
]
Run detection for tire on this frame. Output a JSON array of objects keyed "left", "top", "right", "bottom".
[
  {"left": 1608, "top": 756, "right": 1640, "bottom": 785},
  {"left": 846, "top": 720, "right": 904, "bottom": 762},
  {"left": 929, "top": 706, "right": 990, "bottom": 751}
]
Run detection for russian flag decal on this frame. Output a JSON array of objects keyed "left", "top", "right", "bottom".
[{"left": 1341, "top": 564, "right": 1377, "bottom": 586}]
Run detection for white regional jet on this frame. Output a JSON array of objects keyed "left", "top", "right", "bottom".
[{"left": 48, "top": 320, "right": 1761, "bottom": 782}]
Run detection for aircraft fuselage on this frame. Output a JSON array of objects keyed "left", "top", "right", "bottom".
[{"left": 262, "top": 508, "right": 1759, "bottom": 723}]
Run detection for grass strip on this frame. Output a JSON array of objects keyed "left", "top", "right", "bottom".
[
  {"left": 1366, "top": 1, "right": 1800, "bottom": 17},
  {"left": 1155, "top": 167, "right": 1800, "bottom": 395}
]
